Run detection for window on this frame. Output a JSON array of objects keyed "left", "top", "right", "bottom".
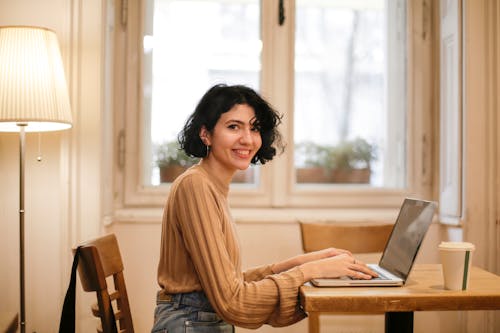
[
  {"left": 294, "top": 1, "right": 406, "bottom": 188},
  {"left": 114, "top": 0, "right": 434, "bottom": 209},
  {"left": 143, "top": 0, "right": 261, "bottom": 186}
]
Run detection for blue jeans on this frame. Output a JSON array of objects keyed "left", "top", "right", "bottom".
[{"left": 151, "top": 290, "right": 234, "bottom": 333}]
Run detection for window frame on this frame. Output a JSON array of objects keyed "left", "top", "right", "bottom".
[{"left": 113, "top": 0, "right": 435, "bottom": 210}]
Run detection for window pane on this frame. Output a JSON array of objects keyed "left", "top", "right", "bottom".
[
  {"left": 294, "top": 0, "right": 407, "bottom": 188},
  {"left": 143, "top": 0, "right": 261, "bottom": 185}
]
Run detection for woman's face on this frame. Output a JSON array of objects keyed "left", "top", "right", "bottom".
[{"left": 201, "top": 103, "right": 262, "bottom": 175}]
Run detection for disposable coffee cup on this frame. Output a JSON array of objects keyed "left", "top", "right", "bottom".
[{"left": 438, "top": 241, "right": 475, "bottom": 290}]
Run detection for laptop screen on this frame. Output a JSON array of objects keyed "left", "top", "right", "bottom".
[{"left": 379, "top": 198, "right": 437, "bottom": 280}]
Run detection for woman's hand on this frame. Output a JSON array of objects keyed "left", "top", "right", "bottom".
[
  {"left": 271, "top": 247, "right": 353, "bottom": 274},
  {"left": 299, "top": 253, "right": 378, "bottom": 281},
  {"left": 314, "top": 247, "right": 353, "bottom": 258}
]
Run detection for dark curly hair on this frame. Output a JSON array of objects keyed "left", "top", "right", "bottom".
[{"left": 178, "top": 84, "right": 284, "bottom": 164}]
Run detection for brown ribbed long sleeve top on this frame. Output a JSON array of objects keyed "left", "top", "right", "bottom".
[{"left": 157, "top": 164, "right": 307, "bottom": 328}]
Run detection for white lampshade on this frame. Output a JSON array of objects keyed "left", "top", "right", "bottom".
[{"left": 0, "top": 26, "right": 72, "bottom": 132}]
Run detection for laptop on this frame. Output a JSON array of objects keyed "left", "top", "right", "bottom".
[{"left": 311, "top": 198, "right": 437, "bottom": 287}]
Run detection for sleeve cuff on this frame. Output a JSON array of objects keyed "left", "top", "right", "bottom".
[{"left": 266, "top": 267, "right": 307, "bottom": 327}]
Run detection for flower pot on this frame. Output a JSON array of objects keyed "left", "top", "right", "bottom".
[
  {"left": 296, "top": 167, "right": 335, "bottom": 183},
  {"left": 296, "top": 167, "right": 370, "bottom": 184},
  {"left": 331, "top": 167, "right": 370, "bottom": 183},
  {"left": 159, "top": 165, "right": 187, "bottom": 183}
]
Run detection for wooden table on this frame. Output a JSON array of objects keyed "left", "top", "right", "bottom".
[
  {"left": 0, "top": 311, "right": 18, "bottom": 333},
  {"left": 300, "top": 264, "right": 500, "bottom": 333}
]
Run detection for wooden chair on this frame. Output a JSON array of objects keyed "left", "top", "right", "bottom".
[
  {"left": 75, "top": 233, "right": 134, "bottom": 333},
  {"left": 299, "top": 221, "right": 394, "bottom": 333}
]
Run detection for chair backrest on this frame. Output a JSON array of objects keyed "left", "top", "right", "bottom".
[
  {"left": 299, "top": 221, "right": 393, "bottom": 254},
  {"left": 74, "top": 233, "right": 134, "bottom": 333}
]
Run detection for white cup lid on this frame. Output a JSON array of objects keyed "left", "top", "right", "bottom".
[{"left": 438, "top": 241, "right": 475, "bottom": 251}]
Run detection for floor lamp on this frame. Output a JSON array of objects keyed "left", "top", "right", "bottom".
[{"left": 0, "top": 26, "right": 73, "bottom": 333}]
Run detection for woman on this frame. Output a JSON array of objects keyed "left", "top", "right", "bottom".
[{"left": 152, "top": 84, "right": 377, "bottom": 333}]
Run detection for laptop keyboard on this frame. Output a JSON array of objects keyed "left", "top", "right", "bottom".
[{"left": 368, "top": 266, "right": 390, "bottom": 280}]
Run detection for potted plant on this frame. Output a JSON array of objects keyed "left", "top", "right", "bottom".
[
  {"left": 154, "top": 141, "right": 198, "bottom": 183},
  {"left": 296, "top": 137, "right": 376, "bottom": 183}
]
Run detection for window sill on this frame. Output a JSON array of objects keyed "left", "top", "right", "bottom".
[{"left": 106, "top": 207, "right": 401, "bottom": 225}]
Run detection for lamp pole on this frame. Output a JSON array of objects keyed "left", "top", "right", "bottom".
[{"left": 19, "top": 124, "right": 26, "bottom": 333}]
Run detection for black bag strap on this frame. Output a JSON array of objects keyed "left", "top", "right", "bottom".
[{"left": 58, "top": 246, "right": 118, "bottom": 333}]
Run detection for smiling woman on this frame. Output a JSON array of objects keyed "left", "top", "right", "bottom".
[
  {"left": 199, "top": 104, "right": 262, "bottom": 181},
  {"left": 178, "top": 84, "right": 284, "bottom": 184},
  {"left": 152, "top": 84, "right": 378, "bottom": 332}
]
